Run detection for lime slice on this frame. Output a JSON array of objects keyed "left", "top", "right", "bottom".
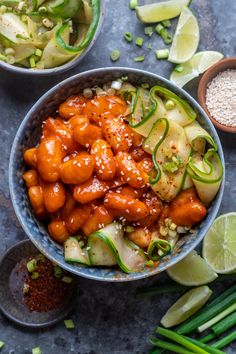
[
  {"left": 161, "top": 285, "right": 212, "bottom": 328},
  {"left": 168, "top": 7, "right": 199, "bottom": 64},
  {"left": 170, "top": 51, "right": 224, "bottom": 87},
  {"left": 136, "top": 0, "right": 190, "bottom": 24},
  {"left": 167, "top": 250, "right": 218, "bottom": 285},
  {"left": 203, "top": 213, "right": 236, "bottom": 274}
]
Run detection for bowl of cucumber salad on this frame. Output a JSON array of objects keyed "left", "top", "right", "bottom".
[
  {"left": 0, "top": 0, "right": 104, "bottom": 74},
  {"left": 9, "top": 67, "right": 225, "bottom": 281}
]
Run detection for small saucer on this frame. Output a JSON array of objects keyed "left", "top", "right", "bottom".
[{"left": 0, "top": 239, "right": 77, "bottom": 328}]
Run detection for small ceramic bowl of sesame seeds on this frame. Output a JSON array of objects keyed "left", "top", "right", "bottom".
[{"left": 198, "top": 57, "right": 236, "bottom": 133}]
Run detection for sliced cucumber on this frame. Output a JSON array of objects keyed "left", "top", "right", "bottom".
[
  {"left": 88, "top": 223, "right": 147, "bottom": 273},
  {"left": 187, "top": 150, "right": 223, "bottom": 206},
  {"left": 130, "top": 87, "right": 167, "bottom": 137},
  {"left": 152, "top": 86, "right": 197, "bottom": 127},
  {"left": 150, "top": 119, "right": 191, "bottom": 201},
  {"left": 39, "top": 23, "right": 75, "bottom": 68},
  {"left": 0, "top": 13, "right": 31, "bottom": 44},
  {"left": 46, "top": 0, "right": 82, "bottom": 18},
  {"left": 184, "top": 120, "right": 217, "bottom": 154},
  {"left": 64, "top": 237, "right": 90, "bottom": 265}
]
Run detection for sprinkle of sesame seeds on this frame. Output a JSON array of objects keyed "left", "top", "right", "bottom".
[{"left": 206, "top": 69, "right": 236, "bottom": 127}]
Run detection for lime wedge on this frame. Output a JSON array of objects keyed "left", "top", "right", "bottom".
[
  {"left": 170, "top": 51, "right": 224, "bottom": 87},
  {"left": 167, "top": 250, "right": 218, "bottom": 286},
  {"left": 161, "top": 286, "right": 212, "bottom": 328},
  {"left": 203, "top": 213, "right": 236, "bottom": 274},
  {"left": 168, "top": 6, "right": 199, "bottom": 64},
  {"left": 136, "top": 0, "right": 190, "bottom": 24}
]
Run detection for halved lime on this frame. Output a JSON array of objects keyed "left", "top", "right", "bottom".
[
  {"left": 167, "top": 250, "right": 218, "bottom": 285},
  {"left": 170, "top": 51, "right": 224, "bottom": 87},
  {"left": 136, "top": 0, "right": 190, "bottom": 24},
  {"left": 168, "top": 6, "right": 199, "bottom": 64},
  {"left": 203, "top": 213, "right": 236, "bottom": 274},
  {"left": 161, "top": 285, "right": 212, "bottom": 328}
]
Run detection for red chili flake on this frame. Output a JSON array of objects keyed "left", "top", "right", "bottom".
[{"left": 22, "top": 257, "right": 72, "bottom": 313}]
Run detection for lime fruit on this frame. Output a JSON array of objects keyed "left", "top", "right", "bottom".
[
  {"left": 170, "top": 51, "right": 224, "bottom": 87},
  {"left": 168, "top": 6, "right": 199, "bottom": 64},
  {"left": 167, "top": 250, "right": 218, "bottom": 285},
  {"left": 136, "top": 0, "right": 190, "bottom": 23},
  {"left": 203, "top": 213, "right": 236, "bottom": 274},
  {"left": 161, "top": 285, "right": 212, "bottom": 328}
]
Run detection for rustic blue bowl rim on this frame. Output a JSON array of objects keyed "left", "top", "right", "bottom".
[
  {"left": 9, "top": 67, "right": 225, "bottom": 282},
  {"left": 0, "top": 0, "right": 105, "bottom": 76}
]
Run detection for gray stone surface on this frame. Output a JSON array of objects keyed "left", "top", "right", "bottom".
[{"left": 0, "top": 0, "right": 235, "bottom": 353}]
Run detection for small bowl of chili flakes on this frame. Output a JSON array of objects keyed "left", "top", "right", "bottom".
[{"left": 0, "top": 239, "right": 76, "bottom": 328}]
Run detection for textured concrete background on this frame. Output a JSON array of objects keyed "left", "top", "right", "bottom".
[{"left": 0, "top": 0, "right": 236, "bottom": 353}]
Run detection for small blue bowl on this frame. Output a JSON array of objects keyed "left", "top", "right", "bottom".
[{"left": 9, "top": 67, "right": 225, "bottom": 282}]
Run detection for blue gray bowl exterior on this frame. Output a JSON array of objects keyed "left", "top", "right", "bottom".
[
  {"left": 9, "top": 67, "right": 225, "bottom": 282},
  {"left": 0, "top": 1, "right": 105, "bottom": 76}
]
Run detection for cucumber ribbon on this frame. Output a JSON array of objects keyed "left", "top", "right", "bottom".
[
  {"left": 64, "top": 223, "right": 147, "bottom": 273},
  {"left": 56, "top": 0, "right": 100, "bottom": 53},
  {"left": 129, "top": 85, "right": 196, "bottom": 137}
]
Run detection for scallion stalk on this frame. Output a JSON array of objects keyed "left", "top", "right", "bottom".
[
  {"left": 150, "top": 337, "right": 195, "bottom": 354},
  {"left": 212, "top": 312, "right": 236, "bottom": 336},
  {"left": 200, "top": 333, "right": 216, "bottom": 343},
  {"left": 156, "top": 327, "right": 209, "bottom": 354},
  {"left": 136, "top": 284, "right": 188, "bottom": 298},
  {"left": 182, "top": 335, "right": 225, "bottom": 354},
  {"left": 212, "top": 330, "right": 236, "bottom": 349},
  {"left": 198, "top": 302, "right": 236, "bottom": 333}
]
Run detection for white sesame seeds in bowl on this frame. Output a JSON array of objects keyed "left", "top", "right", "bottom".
[{"left": 198, "top": 57, "right": 236, "bottom": 133}]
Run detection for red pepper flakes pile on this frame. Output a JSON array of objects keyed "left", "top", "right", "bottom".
[{"left": 23, "top": 257, "right": 71, "bottom": 312}]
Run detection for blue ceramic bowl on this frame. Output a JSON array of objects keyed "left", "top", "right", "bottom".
[{"left": 9, "top": 68, "right": 225, "bottom": 282}]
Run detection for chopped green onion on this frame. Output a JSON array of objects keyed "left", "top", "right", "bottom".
[
  {"left": 32, "top": 347, "right": 42, "bottom": 354},
  {"left": 156, "top": 327, "right": 209, "bottom": 354},
  {"left": 155, "top": 23, "right": 164, "bottom": 35},
  {"left": 23, "top": 283, "right": 30, "bottom": 294},
  {"left": 212, "top": 330, "right": 236, "bottom": 349},
  {"left": 29, "top": 57, "right": 36, "bottom": 68},
  {"left": 125, "top": 226, "right": 135, "bottom": 233},
  {"left": 35, "top": 49, "right": 42, "bottom": 57},
  {"left": 110, "top": 50, "right": 120, "bottom": 62},
  {"left": 136, "top": 37, "right": 144, "bottom": 47},
  {"left": 161, "top": 20, "right": 171, "bottom": 28},
  {"left": 182, "top": 335, "right": 224, "bottom": 354},
  {"left": 31, "top": 271, "right": 39, "bottom": 280},
  {"left": 145, "top": 260, "right": 154, "bottom": 267},
  {"left": 64, "top": 319, "right": 75, "bottom": 329},
  {"left": 160, "top": 29, "right": 172, "bottom": 44},
  {"left": 156, "top": 49, "right": 169, "bottom": 60},
  {"left": 36, "top": 253, "right": 45, "bottom": 261},
  {"left": 62, "top": 276, "right": 73, "bottom": 284},
  {"left": 212, "top": 312, "right": 236, "bottom": 336},
  {"left": 147, "top": 43, "right": 153, "bottom": 50},
  {"left": 27, "top": 259, "right": 37, "bottom": 273},
  {"left": 165, "top": 99, "right": 176, "bottom": 110},
  {"left": 150, "top": 337, "right": 195, "bottom": 354},
  {"left": 16, "top": 34, "right": 29, "bottom": 40},
  {"left": 124, "top": 32, "right": 133, "bottom": 43},
  {"left": 174, "top": 65, "right": 184, "bottom": 73},
  {"left": 0, "top": 341, "right": 5, "bottom": 350},
  {"left": 134, "top": 55, "right": 145, "bottom": 62},
  {"left": 144, "top": 26, "right": 153, "bottom": 37},
  {"left": 54, "top": 265, "right": 63, "bottom": 278},
  {"left": 198, "top": 302, "right": 236, "bottom": 333},
  {"left": 141, "top": 83, "right": 149, "bottom": 89},
  {"left": 129, "top": 0, "right": 138, "bottom": 10}
]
